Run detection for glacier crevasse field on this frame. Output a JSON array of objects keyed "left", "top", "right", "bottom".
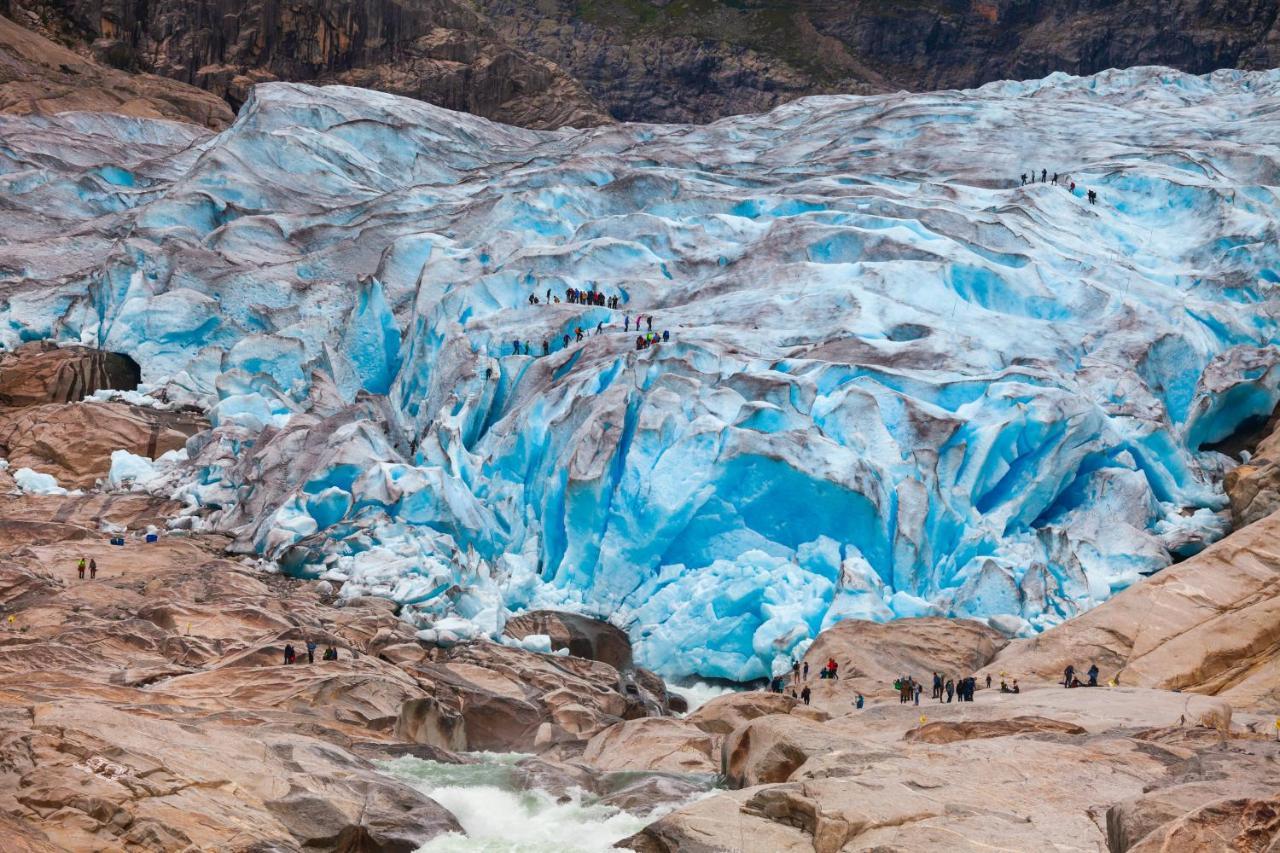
[{"left": 3, "top": 68, "right": 1280, "bottom": 681}]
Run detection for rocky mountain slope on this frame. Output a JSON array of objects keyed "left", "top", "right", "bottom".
[
  {"left": 1, "top": 0, "right": 609, "bottom": 128},
  {"left": 8, "top": 0, "right": 1280, "bottom": 126},
  {"left": 478, "top": 0, "right": 1280, "bottom": 122},
  {"left": 0, "top": 12, "right": 233, "bottom": 128}
]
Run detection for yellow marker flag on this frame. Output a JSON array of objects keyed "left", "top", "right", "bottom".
[
  {"left": 1273, "top": 718, "right": 1279, "bottom": 730},
  {"left": 1107, "top": 679, "right": 1116, "bottom": 688},
  {"left": 919, "top": 715, "right": 927, "bottom": 725}
]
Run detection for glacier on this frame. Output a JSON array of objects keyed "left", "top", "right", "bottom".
[{"left": 3, "top": 67, "right": 1280, "bottom": 682}]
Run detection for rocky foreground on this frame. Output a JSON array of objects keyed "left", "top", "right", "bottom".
[{"left": 2, "top": 341, "right": 1280, "bottom": 851}]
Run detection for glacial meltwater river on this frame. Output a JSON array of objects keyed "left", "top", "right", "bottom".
[{"left": 379, "top": 753, "right": 671, "bottom": 852}]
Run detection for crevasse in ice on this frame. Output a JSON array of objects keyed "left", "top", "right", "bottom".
[{"left": 3, "top": 67, "right": 1280, "bottom": 681}]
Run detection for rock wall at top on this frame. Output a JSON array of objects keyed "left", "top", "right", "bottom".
[
  {"left": 476, "top": 0, "right": 1280, "bottom": 122},
  {"left": 2, "top": 0, "right": 610, "bottom": 128}
]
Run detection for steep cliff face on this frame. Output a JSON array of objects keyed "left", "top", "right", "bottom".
[
  {"left": 475, "top": 0, "right": 1280, "bottom": 122},
  {"left": 0, "top": 12, "right": 234, "bottom": 127},
  {"left": 3, "top": 0, "right": 610, "bottom": 128}
]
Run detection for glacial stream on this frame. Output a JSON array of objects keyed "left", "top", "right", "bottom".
[{"left": 380, "top": 753, "right": 683, "bottom": 852}]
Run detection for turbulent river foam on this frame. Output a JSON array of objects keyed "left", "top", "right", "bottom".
[
  {"left": 3, "top": 67, "right": 1280, "bottom": 681},
  {"left": 380, "top": 754, "right": 657, "bottom": 852}
]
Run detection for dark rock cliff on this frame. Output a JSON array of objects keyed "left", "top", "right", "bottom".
[
  {"left": 475, "top": 0, "right": 1280, "bottom": 122},
  {"left": 2, "top": 0, "right": 611, "bottom": 128},
  {"left": 4, "top": 0, "right": 1278, "bottom": 126}
]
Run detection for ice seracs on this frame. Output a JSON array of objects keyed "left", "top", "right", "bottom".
[{"left": 3, "top": 67, "right": 1279, "bottom": 681}]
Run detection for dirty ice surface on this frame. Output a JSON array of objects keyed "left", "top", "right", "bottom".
[{"left": 3, "top": 67, "right": 1280, "bottom": 681}]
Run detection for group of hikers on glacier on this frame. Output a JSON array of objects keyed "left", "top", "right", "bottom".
[{"left": 510, "top": 285, "right": 672, "bottom": 356}]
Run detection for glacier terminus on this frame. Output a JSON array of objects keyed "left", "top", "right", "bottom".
[{"left": 3, "top": 67, "right": 1279, "bottom": 683}]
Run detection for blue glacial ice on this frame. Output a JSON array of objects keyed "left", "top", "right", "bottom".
[{"left": 3, "top": 67, "right": 1280, "bottom": 681}]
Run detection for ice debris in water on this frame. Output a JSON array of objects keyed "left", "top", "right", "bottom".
[{"left": 3, "top": 67, "right": 1280, "bottom": 680}]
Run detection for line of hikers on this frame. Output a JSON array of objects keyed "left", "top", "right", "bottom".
[
  {"left": 527, "top": 288, "right": 621, "bottom": 309},
  {"left": 1019, "top": 168, "right": 1100, "bottom": 205},
  {"left": 509, "top": 313, "right": 672, "bottom": 356},
  {"left": 283, "top": 641, "right": 340, "bottom": 665},
  {"left": 75, "top": 557, "right": 97, "bottom": 580},
  {"left": 924, "top": 672, "right": 987, "bottom": 703}
]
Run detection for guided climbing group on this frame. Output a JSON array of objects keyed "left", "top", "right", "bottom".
[
  {"left": 507, "top": 302, "right": 673, "bottom": 358},
  {"left": 1019, "top": 167, "right": 1100, "bottom": 205}
]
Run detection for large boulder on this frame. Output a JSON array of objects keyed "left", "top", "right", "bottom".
[
  {"left": 503, "top": 609, "right": 633, "bottom": 670},
  {"left": 581, "top": 718, "right": 718, "bottom": 775},
  {"left": 400, "top": 640, "right": 664, "bottom": 754},
  {"left": 686, "top": 691, "right": 826, "bottom": 735},
  {"left": 0, "top": 343, "right": 140, "bottom": 406},
  {"left": 721, "top": 714, "right": 850, "bottom": 789},
  {"left": 0, "top": 401, "right": 205, "bottom": 488},
  {"left": 1127, "top": 796, "right": 1280, "bottom": 853},
  {"left": 1225, "top": 414, "right": 1280, "bottom": 528},
  {"left": 800, "top": 616, "right": 1007, "bottom": 701}
]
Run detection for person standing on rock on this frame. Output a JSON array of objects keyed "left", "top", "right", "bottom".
[
  {"left": 306, "top": 640, "right": 317, "bottom": 664},
  {"left": 945, "top": 678, "right": 955, "bottom": 703},
  {"left": 800, "top": 685, "right": 811, "bottom": 705},
  {"left": 985, "top": 673, "right": 992, "bottom": 689},
  {"left": 913, "top": 681, "right": 922, "bottom": 705},
  {"left": 1063, "top": 664, "right": 1075, "bottom": 688},
  {"left": 284, "top": 644, "right": 295, "bottom": 665},
  {"left": 77, "top": 558, "right": 86, "bottom": 580},
  {"left": 89, "top": 559, "right": 97, "bottom": 580},
  {"left": 932, "top": 672, "right": 942, "bottom": 700},
  {"left": 1020, "top": 173, "right": 1027, "bottom": 186},
  {"left": 792, "top": 661, "right": 800, "bottom": 684},
  {"left": 802, "top": 661, "right": 809, "bottom": 681},
  {"left": 1087, "top": 664, "right": 1099, "bottom": 686},
  {"left": 855, "top": 693, "right": 864, "bottom": 709}
]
